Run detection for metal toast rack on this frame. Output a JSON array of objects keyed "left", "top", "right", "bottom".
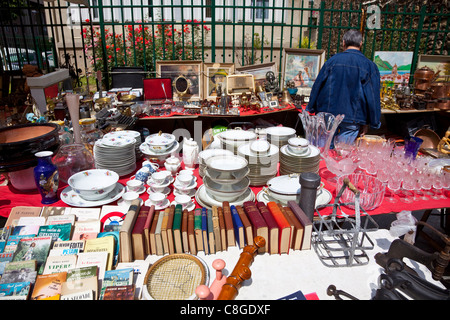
[{"left": 312, "top": 177, "right": 379, "bottom": 267}]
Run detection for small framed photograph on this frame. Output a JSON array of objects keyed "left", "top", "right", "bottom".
[
  {"left": 203, "top": 62, "right": 235, "bottom": 100},
  {"left": 236, "top": 62, "right": 277, "bottom": 88},
  {"left": 282, "top": 48, "right": 325, "bottom": 95},
  {"left": 156, "top": 60, "right": 203, "bottom": 101}
]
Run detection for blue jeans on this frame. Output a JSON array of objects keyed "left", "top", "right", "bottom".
[{"left": 331, "top": 123, "right": 360, "bottom": 148}]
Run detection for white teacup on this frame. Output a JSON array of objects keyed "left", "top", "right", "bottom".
[
  {"left": 175, "top": 194, "right": 192, "bottom": 209},
  {"left": 121, "top": 191, "right": 139, "bottom": 206},
  {"left": 287, "top": 137, "right": 309, "bottom": 154},
  {"left": 151, "top": 171, "right": 168, "bottom": 185},
  {"left": 177, "top": 173, "right": 193, "bottom": 187},
  {"left": 178, "top": 169, "right": 194, "bottom": 176},
  {"left": 126, "top": 179, "right": 143, "bottom": 192},
  {"left": 149, "top": 192, "right": 166, "bottom": 206}
]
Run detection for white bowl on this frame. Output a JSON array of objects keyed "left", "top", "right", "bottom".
[
  {"left": 287, "top": 137, "right": 309, "bottom": 154},
  {"left": 205, "top": 154, "right": 248, "bottom": 172},
  {"left": 68, "top": 169, "right": 119, "bottom": 201},
  {"left": 198, "top": 149, "right": 234, "bottom": 165},
  {"left": 204, "top": 166, "right": 250, "bottom": 184},
  {"left": 145, "top": 132, "right": 176, "bottom": 153},
  {"left": 203, "top": 176, "right": 250, "bottom": 201}
]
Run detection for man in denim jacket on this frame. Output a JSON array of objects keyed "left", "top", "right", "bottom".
[{"left": 306, "top": 29, "right": 381, "bottom": 146}]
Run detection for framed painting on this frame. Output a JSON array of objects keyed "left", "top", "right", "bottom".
[
  {"left": 282, "top": 48, "right": 325, "bottom": 96},
  {"left": 236, "top": 62, "right": 277, "bottom": 88},
  {"left": 417, "top": 54, "right": 450, "bottom": 82},
  {"left": 155, "top": 60, "right": 203, "bottom": 101},
  {"left": 374, "top": 51, "right": 414, "bottom": 84},
  {"left": 203, "top": 62, "right": 235, "bottom": 100}
]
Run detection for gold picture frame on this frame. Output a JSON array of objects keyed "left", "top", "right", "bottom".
[
  {"left": 203, "top": 62, "right": 235, "bottom": 101},
  {"left": 281, "top": 48, "right": 325, "bottom": 96},
  {"left": 236, "top": 62, "right": 277, "bottom": 88},
  {"left": 155, "top": 60, "right": 203, "bottom": 101}
]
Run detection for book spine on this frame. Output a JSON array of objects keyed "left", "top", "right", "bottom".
[
  {"left": 206, "top": 209, "right": 215, "bottom": 254},
  {"left": 222, "top": 202, "right": 235, "bottom": 247},
  {"left": 230, "top": 205, "right": 244, "bottom": 248},
  {"left": 201, "top": 208, "right": 209, "bottom": 255}
]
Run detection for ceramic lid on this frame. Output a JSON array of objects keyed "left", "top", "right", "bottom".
[
  {"left": 267, "top": 174, "right": 301, "bottom": 195},
  {"left": 218, "top": 129, "right": 257, "bottom": 142},
  {"left": 265, "top": 126, "right": 296, "bottom": 137},
  {"left": 165, "top": 156, "right": 181, "bottom": 165}
]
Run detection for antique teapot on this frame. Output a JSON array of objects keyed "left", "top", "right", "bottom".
[
  {"left": 164, "top": 155, "right": 181, "bottom": 175},
  {"left": 414, "top": 66, "right": 440, "bottom": 91}
]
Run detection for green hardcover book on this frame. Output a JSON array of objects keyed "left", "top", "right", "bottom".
[
  {"left": 194, "top": 208, "right": 203, "bottom": 252},
  {"left": 173, "top": 205, "right": 183, "bottom": 253},
  {"left": 207, "top": 209, "right": 215, "bottom": 254}
]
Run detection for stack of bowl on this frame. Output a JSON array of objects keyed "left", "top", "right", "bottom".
[
  {"left": 196, "top": 154, "right": 254, "bottom": 208},
  {"left": 139, "top": 132, "right": 180, "bottom": 163},
  {"left": 279, "top": 137, "right": 321, "bottom": 175},
  {"left": 216, "top": 129, "right": 257, "bottom": 154},
  {"left": 265, "top": 126, "right": 296, "bottom": 148},
  {"left": 198, "top": 148, "right": 234, "bottom": 177},
  {"left": 237, "top": 140, "right": 279, "bottom": 186}
]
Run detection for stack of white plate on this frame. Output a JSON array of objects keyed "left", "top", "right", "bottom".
[
  {"left": 237, "top": 140, "right": 279, "bottom": 186},
  {"left": 196, "top": 154, "right": 255, "bottom": 209},
  {"left": 93, "top": 135, "right": 136, "bottom": 176},
  {"left": 216, "top": 129, "right": 257, "bottom": 154},
  {"left": 198, "top": 148, "right": 234, "bottom": 177},
  {"left": 265, "top": 126, "right": 296, "bottom": 148},
  {"left": 103, "top": 130, "right": 142, "bottom": 159},
  {"left": 279, "top": 143, "right": 321, "bottom": 175}
]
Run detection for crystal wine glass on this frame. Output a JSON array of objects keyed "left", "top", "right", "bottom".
[{"left": 386, "top": 172, "right": 403, "bottom": 203}]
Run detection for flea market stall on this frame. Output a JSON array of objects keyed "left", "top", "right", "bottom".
[{"left": 0, "top": 56, "right": 449, "bottom": 302}]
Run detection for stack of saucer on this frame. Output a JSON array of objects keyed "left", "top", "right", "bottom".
[
  {"left": 279, "top": 137, "right": 321, "bottom": 175},
  {"left": 237, "top": 140, "right": 279, "bottom": 186},
  {"left": 196, "top": 154, "right": 255, "bottom": 209},
  {"left": 103, "top": 130, "right": 142, "bottom": 159},
  {"left": 93, "top": 135, "right": 136, "bottom": 176}
]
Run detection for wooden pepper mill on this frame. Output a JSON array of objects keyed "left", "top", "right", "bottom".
[{"left": 217, "top": 236, "right": 266, "bottom": 300}]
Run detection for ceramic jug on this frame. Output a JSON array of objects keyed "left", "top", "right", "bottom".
[{"left": 182, "top": 137, "right": 199, "bottom": 169}]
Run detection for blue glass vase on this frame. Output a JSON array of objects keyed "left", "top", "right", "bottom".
[{"left": 34, "top": 151, "right": 59, "bottom": 204}]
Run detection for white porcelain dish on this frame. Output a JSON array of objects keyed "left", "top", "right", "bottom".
[
  {"left": 204, "top": 166, "right": 250, "bottom": 184},
  {"left": 198, "top": 149, "right": 234, "bottom": 165},
  {"left": 145, "top": 132, "right": 176, "bottom": 153},
  {"left": 205, "top": 154, "right": 248, "bottom": 172},
  {"left": 68, "top": 169, "right": 119, "bottom": 201},
  {"left": 203, "top": 176, "right": 250, "bottom": 201},
  {"left": 195, "top": 185, "right": 254, "bottom": 209},
  {"left": 61, "top": 183, "right": 124, "bottom": 207}
]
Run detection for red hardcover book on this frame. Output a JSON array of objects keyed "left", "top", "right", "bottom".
[
  {"left": 267, "top": 202, "right": 292, "bottom": 254},
  {"left": 256, "top": 202, "right": 279, "bottom": 254},
  {"left": 131, "top": 205, "right": 150, "bottom": 260},
  {"left": 222, "top": 202, "right": 235, "bottom": 247},
  {"left": 243, "top": 201, "right": 268, "bottom": 253},
  {"left": 143, "top": 205, "right": 156, "bottom": 256}
]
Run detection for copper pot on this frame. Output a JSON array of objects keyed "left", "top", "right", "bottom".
[
  {"left": 431, "top": 82, "right": 450, "bottom": 99},
  {"left": 435, "top": 98, "right": 450, "bottom": 110},
  {"left": 414, "top": 66, "right": 437, "bottom": 81}
]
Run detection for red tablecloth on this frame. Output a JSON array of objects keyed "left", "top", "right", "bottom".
[{"left": 0, "top": 158, "right": 449, "bottom": 219}]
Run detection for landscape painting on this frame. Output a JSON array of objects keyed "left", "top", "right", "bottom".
[{"left": 374, "top": 51, "right": 413, "bottom": 84}]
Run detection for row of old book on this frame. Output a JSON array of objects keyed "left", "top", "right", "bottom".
[
  {"left": 0, "top": 205, "right": 151, "bottom": 300},
  {"left": 127, "top": 199, "right": 313, "bottom": 260}
]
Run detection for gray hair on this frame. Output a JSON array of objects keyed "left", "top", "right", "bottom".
[{"left": 343, "top": 29, "right": 363, "bottom": 48}]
